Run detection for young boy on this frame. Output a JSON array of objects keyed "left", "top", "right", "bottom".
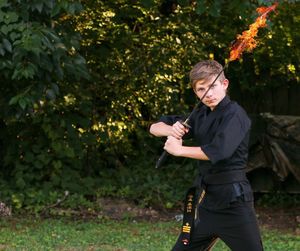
[{"left": 150, "top": 60, "right": 263, "bottom": 251}]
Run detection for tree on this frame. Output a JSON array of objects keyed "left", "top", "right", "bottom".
[
  {"left": 1, "top": 0, "right": 300, "bottom": 210},
  {"left": 0, "top": 0, "right": 91, "bottom": 208}
]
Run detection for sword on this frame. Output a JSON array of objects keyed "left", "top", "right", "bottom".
[{"left": 155, "top": 2, "right": 278, "bottom": 168}]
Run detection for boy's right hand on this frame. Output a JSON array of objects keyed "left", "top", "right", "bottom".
[{"left": 171, "top": 121, "right": 189, "bottom": 139}]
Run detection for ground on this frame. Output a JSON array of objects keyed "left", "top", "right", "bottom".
[
  {"left": 2, "top": 197, "right": 298, "bottom": 234},
  {"left": 98, "top": 198, "right": 300, "bottom": 235},
  {"left": 255, "top": 206, "right": 300, "bottom": 234}
]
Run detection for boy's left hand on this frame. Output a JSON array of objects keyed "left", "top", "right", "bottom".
[{"left": 164, "top": 136, "right": 183, "bottom": 156}]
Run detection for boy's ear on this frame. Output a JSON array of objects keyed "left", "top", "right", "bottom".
[{"left": 223, "top": 79, "right": 229, "bottom": 89}]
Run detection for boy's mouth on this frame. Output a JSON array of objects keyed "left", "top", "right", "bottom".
[{"left": 206, "top": 99, "right": 216, "bottom": 104}]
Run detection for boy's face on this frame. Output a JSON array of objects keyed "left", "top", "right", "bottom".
[{"left": 193, "top": 77, "right": 229, "bottom": 110}]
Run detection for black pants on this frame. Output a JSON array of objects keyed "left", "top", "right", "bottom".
[{"left": 172, "top": 199, "right": 263, "bottom": 251}]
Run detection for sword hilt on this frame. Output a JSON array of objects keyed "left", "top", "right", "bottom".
[{"left": 180, "top": 119, "right": 191, "bottom": 129}]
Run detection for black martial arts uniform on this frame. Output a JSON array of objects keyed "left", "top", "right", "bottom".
[{"left": 159, "top": 96, "right": 263, "bottom": 251}]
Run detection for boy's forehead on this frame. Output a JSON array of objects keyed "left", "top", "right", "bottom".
[
  {"left": 195, "top": 79, "right": 206, "bottom": 85},
  {"left": 195, "top": 76, "right": 216, "bottom": 87}
]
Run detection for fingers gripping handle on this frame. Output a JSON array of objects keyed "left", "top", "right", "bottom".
[{"left": 155, "top": 120, "right": 190, "bottom": 169}]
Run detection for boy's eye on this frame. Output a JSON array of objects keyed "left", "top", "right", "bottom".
[{"left": 197, "top": 84, "right": 216, "bottom": 92}]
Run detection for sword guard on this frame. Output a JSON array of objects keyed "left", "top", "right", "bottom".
[{"left": 180, "top": 120, "right": 191, "bottom": 129}]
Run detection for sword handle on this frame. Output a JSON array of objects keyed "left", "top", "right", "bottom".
[
  {"left": 155, "top": 150, "right": 169, "bottom": 169},
  {"left": 180, "top": 119, "right": 191, "bottom": 129}
]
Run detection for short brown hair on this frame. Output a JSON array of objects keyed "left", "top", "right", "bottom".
[{"left": 189, "top": 60, "right": 225, "bottom": 89}]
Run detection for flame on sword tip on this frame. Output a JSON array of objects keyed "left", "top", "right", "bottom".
[{"left": 228, "top": 2, "right": 278, "bottom": 62}]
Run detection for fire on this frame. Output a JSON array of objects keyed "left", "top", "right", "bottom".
[{"left": 229, "top": 2, "right": 278, "bottom": 62}]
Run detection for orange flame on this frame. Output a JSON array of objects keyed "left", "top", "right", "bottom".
[{"left": 229, "top": 2, "right": 278, "bottom": 62}]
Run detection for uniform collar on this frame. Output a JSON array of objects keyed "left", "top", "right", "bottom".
[{"left": 213, "top": 95, "right": 231, "bottom": 111}]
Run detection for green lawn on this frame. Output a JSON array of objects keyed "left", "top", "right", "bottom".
[{"left": 0, "top": 218, "right": 299, "bottom": 251}]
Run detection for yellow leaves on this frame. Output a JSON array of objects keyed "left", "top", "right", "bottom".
[
  {"left": 78, "top": 128, "right": 85, "bottom": 134},
  {"left": 64, "top": 94, "right": 76, "bottom": 105},
  {"left": 154, "top": 73, "right": 175, "bottom": 83},
  {"left": 287, "top": 64, "right": 296, "bottom": 74},
  {"left": 175, "top": 37, "right": 181, "bottom": 44},
  {"left": 102, "top": 11, "right": 115, "bottom": 18},
  {"left": 149, "top": 15, "right": 160, "bottom": 21},
  {"left": 106, "top": 120, "right": 129, "bottom": 141},
  {"left": 107, "top": 121, "right": 127, "bottom": 130}
]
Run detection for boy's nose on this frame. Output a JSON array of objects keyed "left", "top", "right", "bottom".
[{"left": 206, "top": 89, "right": 213, "bottom": 97}]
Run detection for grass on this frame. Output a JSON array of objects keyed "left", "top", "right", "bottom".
[{"left": 0, "top": 217, "right": 299, "bottom": 251}]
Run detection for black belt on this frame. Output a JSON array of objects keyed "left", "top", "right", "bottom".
[
  {"left": 181, "top": 185, "right": 205, "bottom": 246},
  {"left": 180, "top": 169, "right": 247, "bottom": 246},
  {"left": 203, "top": 169, "right": 247, "bottom": 185}
]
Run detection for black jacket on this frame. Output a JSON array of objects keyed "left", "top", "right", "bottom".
[{"left": 159, "top": 96, "right": 254, "bottom": 209}]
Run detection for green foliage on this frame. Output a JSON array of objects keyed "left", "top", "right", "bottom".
[
  {"left": 96, "top": 156, "right": 198, "bottom": 208},
  {"left": 0, "top": 0, "right": 300, "bottom": 212},
  {"left": 0, "top": 0, "right": 88, "bottom": 113},
  {"left": 256, "top": 192, "right": 300, "bottom": 207},
  {"left": 0, "top": 0, "right": 93, "bottom": 210}
]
